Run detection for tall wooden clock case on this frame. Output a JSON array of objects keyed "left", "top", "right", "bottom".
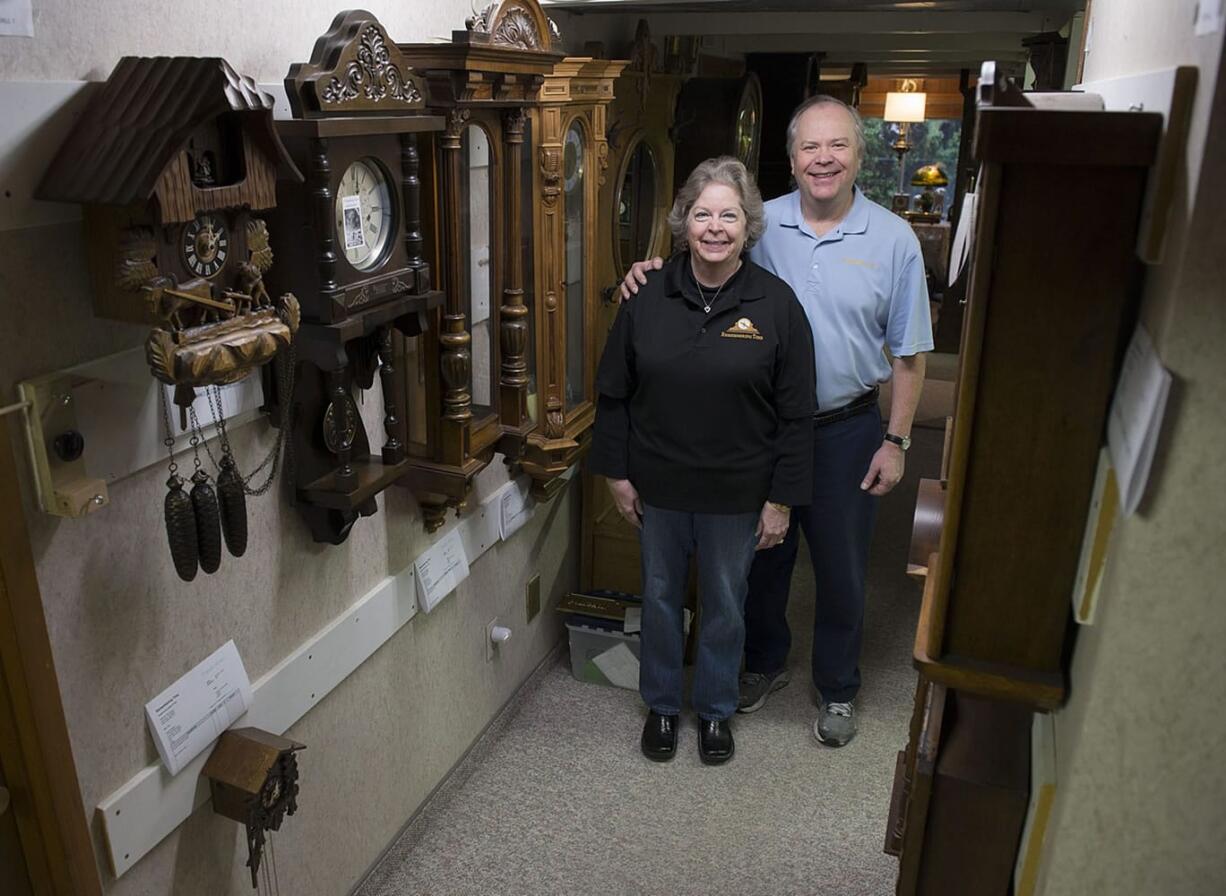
[
  {"left": 265, "top": 11, "right": 445, "bottom": 544},
  {"left": 399, "top": 0, "right": 627, "bottom": 527},
  {"left": 582, "top": 20, "right": 682, "bottom": 594}
]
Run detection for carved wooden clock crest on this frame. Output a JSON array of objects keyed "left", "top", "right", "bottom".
[
  {"left": 266, "top": 10, "right": 445, "bottom": 544},
  {"left": 37, "top": 57, "right": 304, "bottom": 581}
]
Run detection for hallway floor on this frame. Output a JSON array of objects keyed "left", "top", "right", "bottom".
[{"left": 357, "top": 415, "right": 942, "bottom": 896}]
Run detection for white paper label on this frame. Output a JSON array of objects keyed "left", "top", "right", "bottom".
[
  {"left": 1106, "top": 325, "right": 1172, "bottom": 516},
  {"left": 0, "top": 0, "right": 33, "bottom": 37},
  {"left": 498, "top": 478, "right": 534, "bottom": 540},
  {"left": 414, "top": 527, "right": 471, "bottom": 612},
  {"left": 1195, "top": 0, "right": 1223, "bottom": 37},
  {"left": 144, "top": 640, "right": 252, "bottom": 776},
  {"left": 342, "top": 194, "right": 365, "bottom": 249}
]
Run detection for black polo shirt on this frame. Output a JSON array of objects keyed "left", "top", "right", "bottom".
[{"left": 590, "top": 254, "right": 816, "bottom": 514}]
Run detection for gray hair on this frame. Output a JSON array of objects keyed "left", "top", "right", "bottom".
[
  {"left": 667, "top": 156, "right": 765, "bottom": 252},
  {"left": 785, "top": 94, "right": 866, "bottom": 161}
]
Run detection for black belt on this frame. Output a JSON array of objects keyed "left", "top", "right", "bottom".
[{"left": 813, "top": 386, "right": 880, "bottom": 427}]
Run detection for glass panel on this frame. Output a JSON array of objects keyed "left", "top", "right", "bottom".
[
  {"left": 858, "top": 117, "right": 962, "bottom": 217},
  {"left": 460, "top": 124, "right": 495, "bottom": 416},
  {"left": 522, "top": 116, "right": 538, "bottom": 423},
  {"left": 563, "top": 121, "right": 586, "bottom": 412},
  {"left": 616, "top": 140, "right": 659, "bottom": 272}
]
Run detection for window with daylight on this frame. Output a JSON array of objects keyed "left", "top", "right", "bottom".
[{"left": 858, "top": 117, "right": 963, "bottom": 215}]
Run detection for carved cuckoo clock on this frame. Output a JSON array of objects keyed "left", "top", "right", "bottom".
[
  {"left": 37, "top": 57, "right": 303, "bottom": 416},
  {"left": 203, "top": 727, "right": 305, "bottom": 889},
  {"left": 265, "top": 10, "right": 445, "bottom": 544},
  {"left": 400, "top": 0, "right": 627, "bottom": 523},
  {"left": 37, "top": 57, "right": 303, "bottom": 582}
]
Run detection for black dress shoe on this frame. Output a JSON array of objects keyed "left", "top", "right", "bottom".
[
  {"left": 698, "top": 718, "right": 734, "bottom": 765},
  {"left": 641, "top": 711, "right": 678, "bottom": 762}
]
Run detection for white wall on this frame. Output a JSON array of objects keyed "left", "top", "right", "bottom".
[
  {"left": 1037, "top": 2, "right": 1226, "bottom": 893},
  {"left": 0, "top": 2, "right": 583, "bottom": 893}
]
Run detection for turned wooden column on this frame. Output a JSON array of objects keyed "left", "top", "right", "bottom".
[
  {"left": 440, "top": 109, "right": 473, "bottom": 443},
  {"left": 499, "top": 108, "right": 530, "bottom": 430}
]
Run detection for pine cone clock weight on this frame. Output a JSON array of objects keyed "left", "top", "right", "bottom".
[
  {"left": 164, "top": 474, "right": 199, "bottom": 582},
  {"left": 217, "top": 455, "right": 248, "bottom": 557},
  {"left": 191, "top": 469, "right": 223, "bottom": 575}
]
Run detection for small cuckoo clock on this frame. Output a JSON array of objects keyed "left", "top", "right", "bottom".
[
  {"left": 203, "top": 727, "right": 305, "bottom": 889},
  {"left": 265, "top": 10, "right": 446, "bottom": 544}
]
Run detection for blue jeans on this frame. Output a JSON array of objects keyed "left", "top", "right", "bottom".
[
  {"left": 745, "top": 407, "right": 881, "bottom": 703},
  {"left": 639, "top": 504, "right": 759, "bottom": 721}
]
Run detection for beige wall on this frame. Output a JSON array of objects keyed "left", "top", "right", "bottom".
[
  {"left": 1037, "top": 2, "right": 1226, "bottom": 894},
  {"left": 0, "top": 1, "right": 582, "bottom": 893}
]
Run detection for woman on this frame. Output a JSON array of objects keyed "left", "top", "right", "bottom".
[{"left": 590, "top": 157, "right": 815, "bottom": 765}]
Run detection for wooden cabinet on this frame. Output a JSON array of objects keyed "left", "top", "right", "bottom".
[{"left": 915, "top": 69, "right": 1162, "bottom": 709}]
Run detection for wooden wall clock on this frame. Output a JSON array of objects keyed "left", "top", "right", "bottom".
[
  {"left": 37, "top": 57, "right": 304, "bottom": 580},
  {"left": 582, "top": 20, "right": 681, "bottom": 594},
  {"left": 37, "top": 57, "right": 304, "bottom": 413},
  {"left": 265, "top": 10, "right": 445, "bottom": 544},
  {"left": 671, "top": 72, "right": 763, "bottom": 186},
  {"left": 397, "top": 0, "right": 565, "bottom": 529},
  {"left": 399, "top": 0, "right": 625, "bottom": 521}
]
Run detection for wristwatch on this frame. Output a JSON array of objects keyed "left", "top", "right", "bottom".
[{"left": 883, "top": 432, "right": 912, "bottom": 451}]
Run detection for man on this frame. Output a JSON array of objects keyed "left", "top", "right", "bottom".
[{"left": 622, "top": 95, "right": 932, "bottom": 747}]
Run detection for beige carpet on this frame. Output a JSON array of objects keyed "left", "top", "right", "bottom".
[{"left": 357, "top": 407, "right": 948, "bottom": 896}]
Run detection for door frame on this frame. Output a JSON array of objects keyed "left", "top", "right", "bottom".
[{"left": 0, "top": 415, "right": 102, "bottom": 895}]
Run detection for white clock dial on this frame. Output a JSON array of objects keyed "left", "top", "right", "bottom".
[{"left": 334, "top": 158, "right": 395, "bottom": 272}]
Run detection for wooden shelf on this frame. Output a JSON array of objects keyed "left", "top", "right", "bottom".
[{"left": 299, "top": 455, "right": 411, "bottom": 510}]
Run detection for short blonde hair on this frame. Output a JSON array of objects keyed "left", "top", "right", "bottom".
[{"left": 667, "top": 156, "right": 765, "bottom": 252}]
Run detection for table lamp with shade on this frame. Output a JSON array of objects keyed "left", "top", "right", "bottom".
[
  {"left": 911, "top": 163, "right": 949, "bottom": 215},
  {"left": 884, "top": 84, "right": 926, "bottom": 213}
]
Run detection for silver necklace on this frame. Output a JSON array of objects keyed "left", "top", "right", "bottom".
[{"left": 694, "top": 261, "right": 740, "bottom": 314}]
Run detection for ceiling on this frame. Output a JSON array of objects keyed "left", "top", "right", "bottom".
[{"left": 542, "top": 0, "right": 1085, "bottom": 76}]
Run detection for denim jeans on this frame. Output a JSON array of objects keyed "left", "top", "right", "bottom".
[
  {"left": 745, "top": 406, "right": 881, "bottom": 703},
  {"left": 639, "top": 503, "right": 760, "bottom": 721}
]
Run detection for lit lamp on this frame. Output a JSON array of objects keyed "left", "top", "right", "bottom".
[
  {"left": 911, "top": 164, "right": 949, "bottom": 215},
  {"left": 883, "top": 84, "right": 926, "bottom": 214}
]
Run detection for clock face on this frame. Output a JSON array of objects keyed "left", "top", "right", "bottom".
[
  {"left": 335, "top": 158, "right": 395, "bottom": 272},
  {"left": 181, "top": 213, "right": 230, "bottom": 279}
]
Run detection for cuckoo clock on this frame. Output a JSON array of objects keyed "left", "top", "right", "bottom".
[
  {"left": 203, "top": 727, "right": 305, "bottom": 889},
  {"left": 584, "top": 20, "right": 680, "bottom": 594},
  {"left": 397, "top": 0, "right": 550, "bottom": 529},
  {"left": 672, "top": 72, "right": 763, "bottom": 185},
  {"left": 36, "top": 57, "right": 303, "bottom": 581},
  {"left": 265, "top": 10, "right": 445, "bottom": 544},
  {"left": 37, "top": 57, "right": 303, "bottom": 414}
]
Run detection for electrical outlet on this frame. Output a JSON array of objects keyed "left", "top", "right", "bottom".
[{"left": 525, "top": 574, "right": 541, "bottom": 622}]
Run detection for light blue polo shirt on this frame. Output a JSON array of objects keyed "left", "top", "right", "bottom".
[{"left": 749, "top": 187, "right": 933, "bottom": 411}]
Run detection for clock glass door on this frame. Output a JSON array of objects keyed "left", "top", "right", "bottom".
[
  {"left": 562, "top": 119, "right": 586, "bottom": 412},
  {"left": 522, "top": 116, "right": 539, "bottom": 423},
  {"left": 615, "top": 139, "right": 660, "bottom": 273},
  {"left": 460, "top": 123, "right": 497, "bottom": 418}
]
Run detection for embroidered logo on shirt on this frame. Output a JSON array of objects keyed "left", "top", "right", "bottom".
[
  {"left": 721, "top": 317, "right": 764, "bottom": 341},
  {"left": 842, "top": 256, "right": 880, "bottom": 269}
]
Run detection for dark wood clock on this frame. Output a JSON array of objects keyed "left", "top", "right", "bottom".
[
  {"left": 672, "top": 72, "right": 763, "bottom": 185},
  {"left": 265, "top": 10, "right": 445, "bottom": 544}
]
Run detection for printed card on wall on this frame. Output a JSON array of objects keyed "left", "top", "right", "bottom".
[
  {"left": 0, "top": 0, "right": 34, "bottom": 37},
  {"left": 414, "top": 527, "right": 471, "bottom": 613}
]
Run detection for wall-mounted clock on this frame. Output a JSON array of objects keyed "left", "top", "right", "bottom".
[
  {"left": 267, "top": 9, "right": 445, "bottom": 544},
  {"left": 672, "top": 72, "right": 763, "bottom": 185}
]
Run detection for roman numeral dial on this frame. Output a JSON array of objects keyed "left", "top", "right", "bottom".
[
  {"left": 334, "top": 158, "right": 395, "bottom": 273},
  {"left": 181, "top": 213, "right": 230, "bottom": 279}
]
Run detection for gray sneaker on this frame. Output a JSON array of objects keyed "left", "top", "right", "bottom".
[
  {"left": 737, "top": 669, "right": 791, "bottom": 713},
  {"left": 814, "top": 700, "right": 856, "bottom": 746}
]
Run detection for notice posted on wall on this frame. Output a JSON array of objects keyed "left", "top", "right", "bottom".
[
  {"left": 414, "top": 526, "right": 471, "bottom": 613},
  {"left": 144, "top": 640, "right": 252, "bottom": 776},
  {"left": 0, "top": 0, "right": 33, "bottom": 37},
  {"left": 1106, "top": 324, "right": 1172, "bottom": 516}
]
